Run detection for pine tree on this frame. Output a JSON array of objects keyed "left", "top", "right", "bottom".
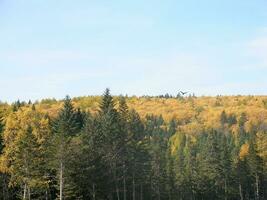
[
  {"left": 247, "top": 136, "right": 263, "bottom": 200},
  {"left": 165, "top": 146, "right": 176, "bottom": 200},
  {"left": 118, "top": 96, "right": 129, "bottom": 200},
  {"left": 0, "top": 112, "right": 8, "bottom": 200},
  {"left": 0, "top": 108, "right": 51, "bottom": 199},
  {"left": 73, "top": 108, "right": 86, "bottom": 131},
  {"left": 99, "top": 88, "right": 116, "bottom": 115},
  {"left": 50, "top": 95, "right": 80, "bottom": 200},
  {"left": 0, "top": 112, "right": 4, "bottom": 152},
  {"left": 219, "top": 134, "right": 234, "bottom": 200},
  {"left": 168, "top": 118, "right": 177, "bottom": 137},
  {"left": 196, "top": 130, "right": 221, "bottom": 199},
  {"left": 145, "top": 115, "right": 168, "bottom": 200},
  {"left": 98, "top": 89, "right": 123, "bottom": 199},
  {"left": 128, "top": 109, "right": 147, "bottom": 200},
  {"left": 183, "top": 136, "right": 197, "bottom": 199},
  {"left": 172, "top": 132, "right": 187, "bottom": 198}
]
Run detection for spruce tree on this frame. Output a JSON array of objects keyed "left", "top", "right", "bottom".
[
  {"left": 50, "top": 95, "right": 80, "bottom": 200},
  {"left": 118, "top": 96, "right": 129, "bottom": 200},
  {"left": 197, "top": 131, "right": 221, "bottom": 199},
  {"left": 219, "top": 134, "right": 234, "bottom": 200},
  {"left": 128, "top": 110, "right": 147, "bottom": 200},
  {"left": 0, "top": 112, "right": 4, "bottom": 152},
  {"left": 1, "top": 108, "right": 51, "bottom": 199},
  {"left": 98, "top": 89, "right": 123, "bottom": 199},
  {"left": 247, "top": 137, "right": 263, "bottom": 200}
]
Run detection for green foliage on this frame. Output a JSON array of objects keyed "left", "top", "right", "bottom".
[
  {"left": 49, "top": 95, "right": 85, "bottom": 199},
  {"left": 0, "top": 92, "right": 267, "bottom": 199},
  {"left": 0, "top": 108, "right": 51, "bottom": 199}
]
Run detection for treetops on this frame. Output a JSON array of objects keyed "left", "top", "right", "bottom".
[
  {"left": 0, "top": 90, "right": 266, "bottom": 199},
  {"left": 1, "top": 94, "right": 267, "bottom": 136}
]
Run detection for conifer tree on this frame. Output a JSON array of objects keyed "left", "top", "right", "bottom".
[
  {"left": 247, "top": 137, "right": 263, "bottom": 200},
  {"left": 118, "top": 96, "right": 130, "bottom": 200},
  {"left": 197, "top": 131, "right": 221, "bottom": 199},
  {"left": 219, "top": 134, "right": 234, "bottom": 200},
  {"left": 128, "top": 110, "right": 147, "bottom": 200},
  {"left": 50, "top": 95, "right": 80, "bottom": 200},
  {"left": 0, "top": 112, "right": 4, "bottom": 152},
  {"left": 98, "top": 89, "right": 123, "bottom": 199},
  {"left": 1, "top": 108, "right": 51, "bottom": 199}
]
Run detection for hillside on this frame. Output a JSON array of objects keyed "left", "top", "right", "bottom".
[
  {"left": 0, "top": 93, "right": 267, "bottom": 199},
  {"left": 16, "top": 95, "right": 267, "bottom": 133}
]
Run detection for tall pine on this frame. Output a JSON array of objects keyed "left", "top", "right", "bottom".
[{"left": 50, "top": 96, "right": 80, "bottom": 200}]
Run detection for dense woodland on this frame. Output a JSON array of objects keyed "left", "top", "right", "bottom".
[{"left": 0, "top": 89, "right": 267, "bottom": 200}]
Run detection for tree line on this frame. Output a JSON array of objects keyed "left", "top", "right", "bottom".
[{"left": 0, "top": 89, "right": 266, "bottom": 200}]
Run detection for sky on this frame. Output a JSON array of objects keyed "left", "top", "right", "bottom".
[{"left": 0, "top": 0, "right": 267, "bottom": 102}]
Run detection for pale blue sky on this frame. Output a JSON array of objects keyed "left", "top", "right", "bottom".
[{"left": 1, "top": 0, "right": 267, "bottom": 102}]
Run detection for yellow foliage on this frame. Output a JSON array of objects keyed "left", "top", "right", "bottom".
[
  {"left": 5, "top": 95, "right": 267, "bottom": 138},
  {"left": 0, "top": 107, "right": 51, "bottom": 174},
  {"left": 239, "top": 143, "right": 249, "bottom": 160}
]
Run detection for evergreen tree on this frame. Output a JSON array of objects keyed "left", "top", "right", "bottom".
[
  {"left": 168, "top": 118, "right": 177, "bottom": 137},
  {"left": 0, "top": 112, "right": 4, "bottom": 152},
  {"left": 247, "top": 137, "right": 264, "bottom": 200},
  {"left": 128, "top": 109, "right": 148, "bottom": 200},
  {"left": 196, "top": 131, "right": 221, "bottom": 199},
  {"left": 50, "top": 95, "right": 80, "bottom": 200},
  {"left": 219, "top": 134, "right": 234, "bottom": 200},
  {"left": 145, "top": 115, "right": 169, "bottom": 200},
  {"left": 98, "top": 89, "right": 124, "bottom": 199},
  {"left": 118, "top": 96, "right": 129, "bottom": 200},
  {"left": 0, "top": 108, "right": 51, "bottom": 199}
]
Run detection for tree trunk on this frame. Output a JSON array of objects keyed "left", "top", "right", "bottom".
[
  {"left": 239, "top": 183, "right": 243, "bottom": 200},
  {"left": 60, "top": 161, "right": 64, "bottom": 200},
  {"left": 93, "top": 183, "right": 96, "bottom": 200},
  {"left": 123, "top": 162, "right": 127, "bottom": 200},
  {"left": 115, "top": 173, "right": 120, "bottom": 200},
  {"left": 108, "top": 193, "right": 113, "bottom": 200},
  {"left": 45, "top": 190, "right": 48, "bottom": 200},
  {"left": 115, "top": 172, "right": 120, "bottom": 200},
  {"left": 116, "top": 186, "right": 120, "bottom": 200},
  {"left": 132, "top": 173, "right": 135, "bottom": 200},
  {"left": 150, "top": 178, "right": 153, "bottom": 200},
  {"left": 255, "top": 174, "right": 259, "bottom": 200},
  {"left": 113, "top": 162, "right": 120, "bottom": 200},
  {"left": 23, "top": 184, "right": 27, "bottom": 200},
  {"left": 224, "top": 179, "right": 227, "bottom": 200},
  {"left": 2, "top": 174, "right": 9, "bottom": 200},
  {"left": 168, "top": 186, "right": 171, "bottom": 200},
  {"left": 157, "top": 185, "right": 161, "bottom": 200},
  {"left": 28, "top": 186, "right": 31, "bottom": 200},
  {"left": 140, "top": 184, "right": 143, "bottom": 200}
]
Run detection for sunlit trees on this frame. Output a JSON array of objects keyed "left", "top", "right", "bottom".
[
  {"left": 50, "top": 96, "right": 82, "bottom": 200},
  {"left": 0, "top": 108, "right": 51, "bottom": 199},
  {"left": 0, "top": 92, "right": 267, "bottom": 199}
]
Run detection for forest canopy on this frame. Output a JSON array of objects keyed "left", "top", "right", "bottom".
[{"left": 0, "top": 90, "right": 267, "bottom": 200}]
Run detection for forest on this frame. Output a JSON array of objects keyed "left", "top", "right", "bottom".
[{"left": 0, "top": 89, "right": 266, "bottom": 200}]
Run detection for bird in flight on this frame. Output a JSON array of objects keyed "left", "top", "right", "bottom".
[{"left": 179, "top": 91, "right": 188, "bottom": 95}]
